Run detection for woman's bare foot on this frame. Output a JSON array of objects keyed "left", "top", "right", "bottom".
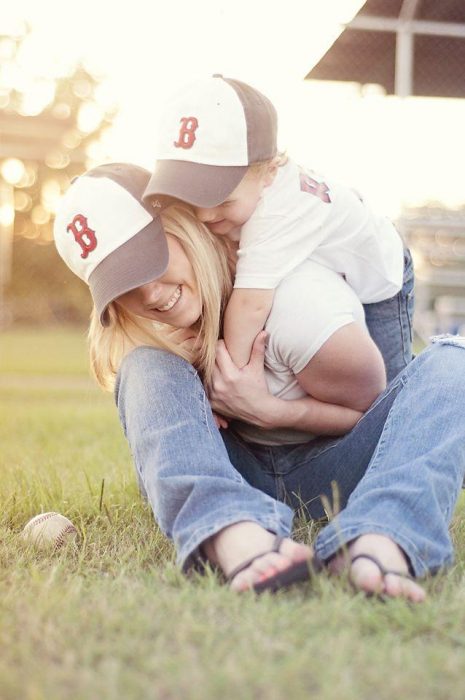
[
  {"left": 327, "top": 533, "right": 426, "bottom": 603},
  {"left": 202, "top": 520, "right": 312, "bottom": 592}
]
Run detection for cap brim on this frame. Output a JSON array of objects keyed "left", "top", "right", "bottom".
[
  {"left": 89, "top": 219, "right": 169, "bottom": 326},
  {"left": 142, "top": 161, "right": 248, "bottom": 208}
]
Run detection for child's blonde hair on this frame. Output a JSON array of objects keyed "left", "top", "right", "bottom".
[
  {"left": 88, "top": 205, "right": 233, "bottom": 391},
  {"left": 248, "top": 152, "right": 288, "bottom": 178}
]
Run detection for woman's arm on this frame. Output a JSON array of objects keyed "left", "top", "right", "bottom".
[{"left": 209, "top": 333, "right": 364, "bottom": 435}]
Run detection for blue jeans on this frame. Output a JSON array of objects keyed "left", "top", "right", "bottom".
[
  {"left": 363, "top": 247, "right": 415, "bottom": 383},
  {"left": 115, "top": 335, "right": 465, "bottom": 576}
]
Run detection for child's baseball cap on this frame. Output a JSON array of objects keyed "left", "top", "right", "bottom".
[
  {"left": 143, "top": 74, "right": 278, "bottom": 208},
  {"left": 54, "top": 163, "right": 169, "bottom": 326}
]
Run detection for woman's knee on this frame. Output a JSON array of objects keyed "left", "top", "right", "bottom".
[
  {"left": 122, "top": 345, "right": 194, "bottom": 377},
  {"left": 418, "top": 336, "right": 465, "bottom": 386},
  {"left": 117, "top": 346, "right": 195, "bottom": 393},
  {"left": 115, "top": 346, "right": 200, "bottom": 419}
]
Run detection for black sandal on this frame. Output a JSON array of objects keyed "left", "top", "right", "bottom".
[
  {"left": 350, "top": 553, "right": 416, "bottom": 599},
  {"left": 351, "top": 553, "right": 414, "bottom": 581},
  {"left": 227, "top": 535, "right": 323, "bottom": 594}
]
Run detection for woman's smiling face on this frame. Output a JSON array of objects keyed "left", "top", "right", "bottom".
[{"left": 115, "top": 234, "right": 202, "bottom": 328}]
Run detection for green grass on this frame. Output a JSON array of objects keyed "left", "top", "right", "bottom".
[{"left": 1, "top": 327, "right": 465, "bottom": 700}]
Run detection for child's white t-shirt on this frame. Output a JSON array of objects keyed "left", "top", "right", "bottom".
[{"left": 234, "top": 159, "right": 404, "bottom": 303}]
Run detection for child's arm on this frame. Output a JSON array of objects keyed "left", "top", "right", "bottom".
[
  {"left": 223, "top": 288, "right": 275, "bottom": 368},
  {"left": 295, "top": 323, "right": 386, "bottom": 412},
  {"left": 210, "top": 323, "right": 386, "bottom": 434},
  {"left": 209, "top": 333, "right": 363, "bottom": 435},
  {"left": 250, "top": 394, "right": 363, "bottom": 435}
]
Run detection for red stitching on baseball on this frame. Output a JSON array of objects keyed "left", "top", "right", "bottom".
[
  {"left": 23, "top": 512, "right": 58, "bottom": 532},
  {"left": 55, "top": 524, "right": 77, "bottom": 549}
]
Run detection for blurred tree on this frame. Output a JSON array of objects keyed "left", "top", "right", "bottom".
[{"left": 0, "top": 26, "right": 117, "bottom": 325}]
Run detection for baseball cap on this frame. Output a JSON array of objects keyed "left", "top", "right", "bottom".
[
  {"left": 143, "top": 74, "right": 278, "bottom": 208},
  {"left": 54, "top": 163, "right": 169, "bottom": 326}
]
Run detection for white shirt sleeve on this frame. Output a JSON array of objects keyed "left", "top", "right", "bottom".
[{"left": 265, "top": 260, "right": 367, "bottom": 375}]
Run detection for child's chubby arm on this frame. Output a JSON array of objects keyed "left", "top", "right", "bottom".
[
  {"left": 223, "top": 288, "right": 275, "bottom": 368},
  {"left": 295, "top": 323, "right": 386, "bottom": 413},
  {"left": 209, "top": 332, "right": 371, "bottom": 436}
]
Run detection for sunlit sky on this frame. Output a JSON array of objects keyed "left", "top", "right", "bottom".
[{"left": 4, "top": 0, "right": 465, "bottom": 217}]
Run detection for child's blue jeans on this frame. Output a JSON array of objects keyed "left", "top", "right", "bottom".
[{"left": 363, "top": 247, "right": 415, "bottom": 382}]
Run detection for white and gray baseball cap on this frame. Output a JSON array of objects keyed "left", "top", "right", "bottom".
[
  {"left": 54, "top": 163, "right": 169, "bottom": 326},
  {"left": 143, "top": 74, "right": 278, "bottom": 208}
]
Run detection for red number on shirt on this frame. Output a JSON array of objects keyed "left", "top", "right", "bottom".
[{"left": 300, "top": 173, "right": 331, "bottom": 203}]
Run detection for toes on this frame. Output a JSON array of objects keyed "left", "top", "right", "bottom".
[
  {"left": 230, "top": 553, "right": 290, "bottom": 592},
  {"left": 350, "top": 560, "right": 384, "bottom": 595},
  {"left": 346, "top": 535, "right": 426, "bottom": 603},
  {"left": 350, "top": 563, "right": 427, "bottom": 602},
  {"left": 230, "top": 557, "right": 275, "bottom": 592},
  {"left": 384, "top": 574, "right": 426, "bottom": 603},
  {"left": 229, "top": 539, "right": 312, "bottom": 592}
]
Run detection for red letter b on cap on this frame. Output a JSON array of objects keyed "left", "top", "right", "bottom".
[{"left": 174, "top": 117, "right": 199, "bottom": 149}]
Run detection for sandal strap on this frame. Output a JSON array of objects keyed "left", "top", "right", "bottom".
[
  {"left": 226, "top": 534, "right": 284, "bottom": 583},
  {"left": 351, "top": 553, "right": 414, "bottom": 580}
]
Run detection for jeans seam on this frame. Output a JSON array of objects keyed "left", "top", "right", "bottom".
[
  {"left": 200, "top": 389, "right": 215, "bottom": 439},
  {"left": 406, "top": 290, "right": 414, "bottom": 345}
]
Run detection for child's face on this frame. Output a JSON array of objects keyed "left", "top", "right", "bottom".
[{"left": 194, "top": 165, "right": 275, "bottom": 237}]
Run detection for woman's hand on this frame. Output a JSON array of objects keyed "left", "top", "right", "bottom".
[{"left": 209, "top": 331, "right": 279, "bottom": 428}]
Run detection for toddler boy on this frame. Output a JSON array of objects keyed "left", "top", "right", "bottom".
[{"left": 143, "top": 75, "right": 413, "bottom": 378}]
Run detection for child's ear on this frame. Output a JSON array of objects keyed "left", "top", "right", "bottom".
[{"left": 263, "top": 157, "right": 280, "bottom": 187}]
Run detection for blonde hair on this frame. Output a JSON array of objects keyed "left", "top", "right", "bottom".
[
  {"left": 248, "top": 152, "right": 288, "bottom": 177},
  {"left": 88, "top": 205, "right": 233, "bottom": 391}
]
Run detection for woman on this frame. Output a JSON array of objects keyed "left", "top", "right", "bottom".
[{"left": 54, "top": 163, "right": 465, "bottom": 602}]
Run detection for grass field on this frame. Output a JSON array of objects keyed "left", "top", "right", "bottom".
[{"left": 1, "top": 327, "right": 465, "bottom": 700}]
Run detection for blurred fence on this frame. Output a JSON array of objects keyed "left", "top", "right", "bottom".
[
  {"left": 398, "top": 208, "right": 465, "bottom": 341},
  {"left": 307, "top": 0, "right": 465, "bottom": 99}
]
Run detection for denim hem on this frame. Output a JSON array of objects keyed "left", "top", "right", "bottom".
[
  {"left": 431, "top": 334, "right": 465, "bottom": 348},
  {"left": 314, "top": 522, "right": 434, "bottom": 578},
  {"left": 178, "top": 509, "right": 294, "bottom": 573}
]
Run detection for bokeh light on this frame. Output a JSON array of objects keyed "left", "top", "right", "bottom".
[
  {"left": 1, "top": 158, "right": 25, "bottom": 185},
  {"left": 77, "top": 101, "right": 105, "bottom": 133},
  {"left": 0, "top": 202, "right": 15, "bottom": 227}
]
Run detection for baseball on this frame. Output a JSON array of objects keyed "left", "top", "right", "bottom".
[{"left": 21, "top": 512, "right": 78, "bottom": 550}]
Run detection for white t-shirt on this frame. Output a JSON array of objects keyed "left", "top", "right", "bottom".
[
  {"left": 234, "top": 159, "right": 404, "bottom": 303},
  {"left": 232, "top": 259, "right": 367, "bottom": 446}
]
